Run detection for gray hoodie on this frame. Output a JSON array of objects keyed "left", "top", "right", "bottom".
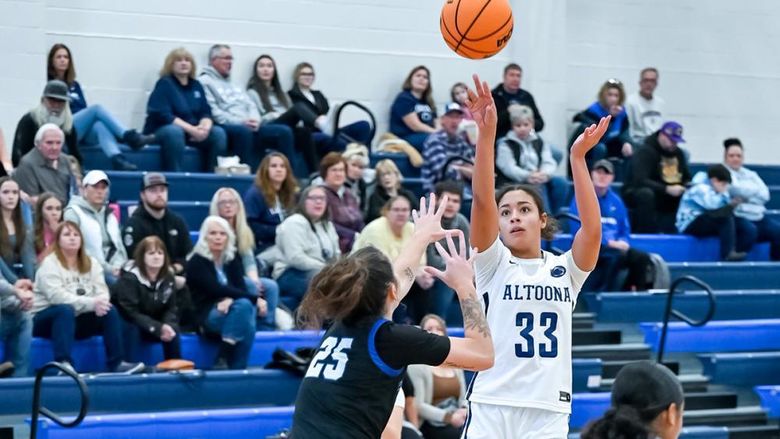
[
  {"left": 727, "top": 165, "right": 770, "bottom": 221},
  {"left": 496, "top": 130, "right": 557, "bottom": 183},
  {"left": 63, "top": 196, "right": 127, "bottom": 273},
  {"left": 199, "top": 66, "right": 260, "bottom": 126}
]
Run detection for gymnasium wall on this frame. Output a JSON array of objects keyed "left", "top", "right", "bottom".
[{"left": 0, "top": 0, "right": 778, "bottom": 165}]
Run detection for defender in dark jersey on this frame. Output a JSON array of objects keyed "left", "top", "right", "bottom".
[{"left": 291, "top": 194, "right": 494, "bottom": 439}]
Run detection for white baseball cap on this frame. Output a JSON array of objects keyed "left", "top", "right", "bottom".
[{"left": 82, "top": 170, "right": 110, "bottom": 187}]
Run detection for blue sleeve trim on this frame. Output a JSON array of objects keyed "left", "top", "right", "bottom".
[{"left": 368, "top": 318, "right": 403, "bottom": 377}]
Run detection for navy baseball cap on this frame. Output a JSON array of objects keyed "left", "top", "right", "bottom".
[{"left": 660, "top": 121, "right": 685, "bottom": 143}]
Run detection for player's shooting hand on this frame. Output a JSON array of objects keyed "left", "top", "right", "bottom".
[
  {"left": 571, "top": 115, "right": 611, "bottom": 159},
  {"left": 465, "top": 74, "right": 496, "bottom": 133}
]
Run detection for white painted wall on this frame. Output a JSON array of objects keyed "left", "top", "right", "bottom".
[{"left": 1, "top": 0, "right": 778, "bottom": 165}]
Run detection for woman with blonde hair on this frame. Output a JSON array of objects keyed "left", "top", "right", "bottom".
[
  {"left": 367, "top": 159, "right": 418, "bottom": 222},
  {"left": 209, "top": 187, "right": 279, "bottom": 330},
  {"left": 143, "top": 47, "right": 227, "bottom": 171},
  {"left": 243, "top": 152, "right": 299, "bottom": 252},
  {"left": 570, "top": 78, "right": 632, "bottom": 168}
]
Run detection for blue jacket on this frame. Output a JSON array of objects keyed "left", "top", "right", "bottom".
[
  {"left": 573, "top": 102, "right": 630, "bottom": 146},
  {"left": 67, "top": 81, "right": 87, "bottom": 114},
  {"left": 569, "top": 187, "right": 630, "bottom": 245},
  {"left": 243, "top": 184, "right": 285, "bottom": 252},
  {"left": 143, "top": 75, "right": 212, "bottom": 134},
  {"left": 676, "top": 172, "right": 731, "bottom": 232}
]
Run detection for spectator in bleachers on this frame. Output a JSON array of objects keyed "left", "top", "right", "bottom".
[
  {"left": 319, "top": 152, "right": 364, "bottom": 253},
  {"left": 407, "top": 314, "right": 467, "bottom": 439},
  {"left": 34, "top": 192, "right": 63, "bottom": 262},
  {"left": 450, "top": 82, "right": 478, "bottom": 146},
  {"left": 426, "top": 181, "right": 470, "bottom": 320},
  {"left": 113, "top": 236, "right": 181, "bottom": 361},
  {"left": 209, "top": 188, "right": 279, "bottom": 330},
  {"left": 421, "top": 103, "right": 474, "bottom": 197},
  {"left": 12, "top": 80, "right": 81, "bottom": 167},
  {"left": 367, "top": 159, "right": 418, "bottom": 222},
  {"left": 14, "top": 124, "right": 76, "bottom": 205},
  {"left": 272, "top": 186, "right": 340, "bottom": 310},
  {"left": 144, "top": 47, "right": 228, "bottom": 172},
  {"left": 342, "top": 143, "right": 370, "bottom": 212},
  {"left": 0, "top": 241, "right": 34, "bottom": 377},
  {"left": 723, "top": 138, "right": 780, "bottom": 260},
  {"left": 47, "top": 43, "right": 152, "bottom": 171},
  {"left": 288, "top": 62, "right": 372, "bottom": 152},
  {"left": 0, "top": 178, "right": 36, "bottom": 282},
  {"left": 32, "top": 221, "right": 143, "bottom": 373},
  {"left": 244, "top": 152, "right": 299, "bottom": 253},
  {"left": 676, "top": 164, "right": 754, "bottom": 261},
  {"left": 186, "top": 216, "right": 257, "bottom": 369},
  {"left": 122, "top": 173, "right": 192, "bottom": 286},
  {"left": 63, "top": 171, "right": 127, "bottom": 285},
  {"left": 492, "top": 63, "right": 544, "bottom": 138},
  {"left": 622, "top": 121, "right": 692, "bottom": 233},
  {"left": 569, "top": 160, "right": 652, "bottom": 291},
  {"left": 247, "top": 54, "right": 318, "bottom": 177},
  {"left": 496, "top": 105, "right": 567, "bottom": 214},
  {"left": 625, "top": 68, "right": 665, "bottom": 146},
  {"left": 200, "top": 44, "right": 298, "bottom": 172},
  {"left": 571, "top": 79, "right": 633, "bottom": 168},
  {"left": 389, "top": 66, "right": 438, "bottom": 150}
]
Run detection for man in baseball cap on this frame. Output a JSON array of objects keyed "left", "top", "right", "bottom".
[{"left": 420, "top": 102, "right": 475, "bottom": 197}]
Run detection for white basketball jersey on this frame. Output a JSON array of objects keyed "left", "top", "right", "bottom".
[{"left": 467, "top": 237, "right": 590, "bottom": 414}]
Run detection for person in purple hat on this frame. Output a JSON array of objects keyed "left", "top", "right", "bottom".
[{"left": 622, "top": 121, "right": 692, "bottom": 234}]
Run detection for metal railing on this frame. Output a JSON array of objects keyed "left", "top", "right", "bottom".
[
  {"left": 30, "top": 362, "right": 89, "bottom": 439},
  {"left": 656, "top": 275, "right": 717, "bottom": 363}
]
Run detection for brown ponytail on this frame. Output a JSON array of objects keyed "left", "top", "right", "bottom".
[{"left": 297, "top": 247, "right": 396, "bottom": 329}]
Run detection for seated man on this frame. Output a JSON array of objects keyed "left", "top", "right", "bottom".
[
  {"left": 13, "top": 124, "right": 75, "bottom": 204},
  {"left": 625, "top": 68, "right": 665, "bottom": 146},
  {"left": 724, "top": 138, "right": 780, "bottom": 260},
  {"left": 64, "top": 171, "right": 127, "bottom": 284},
  {"left": 420, "top": 103, "right": 474, "bottom": 198},
  {"left": 492, "top": 63, "right": 544, "bottom": 138},
  {"left": 622, "top": 121, "right": 691, "bottom": 233},
  {"left": 569, "top": 160, "right": 652, "bottom": 292},
  {"left": 676, "top": 164, "right": 754, "bottom": 261},
  {"left": 12, "top": 80, "right": 81, "bottom": 167}
]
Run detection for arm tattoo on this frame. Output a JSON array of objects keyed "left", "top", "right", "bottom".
[
  {"left": 460, "top": 297, "right": 491, "bottom": 339},
  {"left": 403, "top": 267, "right": 415, "bottom": 283}
]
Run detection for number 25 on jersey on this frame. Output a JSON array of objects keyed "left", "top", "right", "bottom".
[
  {"left": 515, "top": 312, "right": 558, "bottom": 358},
  {"left": 305, "top": 336, "right": 353, "bottom": 380}
]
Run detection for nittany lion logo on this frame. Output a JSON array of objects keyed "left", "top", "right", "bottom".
[{"left": 550, "top": 266, "right": 566, "bottom": 278}]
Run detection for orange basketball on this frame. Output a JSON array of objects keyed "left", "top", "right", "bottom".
[{"left": 440, "top": 0, "right": 514, "bottom": 59}]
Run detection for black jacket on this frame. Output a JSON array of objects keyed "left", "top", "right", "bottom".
[
  {"left": 288, "top": 86, "right": 330, "bottom": 118},
  {"left": 112, "top": 265, "right": 179, "bottom": 337},
  {"left": 625, "top": 131, "right": 692, "bottom": 198},
  {"left": 366, "top": 185, "right": 419, "bottom": 223},
  {"left": 123, "top": 206, "right": 192, "bottom": 270},
  {"left": 12, "top": 112, "right": 81, "bottom": 167},
  {"left": 491, "top": 85, "right": 544, "bottom": 138},
  {"left": 186, "top": 254, "right": 257, "bottom": 324}
]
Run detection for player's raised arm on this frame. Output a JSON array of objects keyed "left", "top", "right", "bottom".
[
  {"left": 570, "top": 116, "right": 611, "bottom": 271},
  {"left": 425, "top": 233, "right": 494, "bottom": 371},
  {"left": 465, "top": 74, "right": 499, "bottom": 252}
]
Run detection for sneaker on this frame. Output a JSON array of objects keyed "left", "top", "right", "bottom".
[
  {"left": 111, "top": 155, "right": 138, "bottom": 171},
  {"left": 0, "top": 361, "right": 14, "bottom": 378},
  {"left": 725, "top": 251, "right": 747, "bottom": 262},
  {"left": 114, "top": 361, "right": 145, "bottom": 374},
  {"left": 122, "top": 129, "right": 155, "bottom": 150}
]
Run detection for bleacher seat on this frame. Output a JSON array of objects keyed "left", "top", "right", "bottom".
[
  {"left": 699, "top": 352, "right": 780, "bottom": 386},
  {"left": 640, "top": 319, "right": 780, "bottom": 353},
  {"left": 755, "top": 386, "right": 780, "bottom": 418},
  {"left": 107, "top": 171, "right": 254, "bottom": 202},
  {"left": 668, "top": 262, "right": 780, "bottom": 289},
  {"left": 81, "top": 145, "right": 203, "bottom": 173},
  {"left": 369, "top": 151, "right": 420, "bottom": 178}
]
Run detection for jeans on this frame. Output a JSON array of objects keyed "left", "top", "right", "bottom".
[
  {"left": 276, "top": 267, "right": 318, "bottom": 310},
  {"left": 73, "top": 105, "right": 126, "bottom": 158},
  {"left": 684, "top": 213, "right": 755, "bottom": 260},
  {"left": 222, "top": 123, "right": 302, "bottom": 174},
  {"left": 32, "top": 304, "right": 125, "bottom": 371},
  {"left": 154, "top": 124, "right": 228, "bottom": 172},
  {"left": 536, "top": 176, "right": 569, "bottom": 215},
  {"left": 0, "top": 309, "right": 32, "bottom": 376},
  {"left": 581, "top": 246, "right": 652, "bottom": 292},
  {"left": 257, "top": 124, "right": 306, "bottom": 178},
  {"left": 244, "top": 276, "right": 280, "bottom": 330},
  {"left": 270, "top": 108, "right": 318, "bottom": 176},
  {"left": 314, "top": 121, "right": 372, "bottom": 154},
  {"left": 203, "top": 297, "right": 256, "bottom": 369},
  {"left": 623, "top": 187, "right": 680, "bottom": 234},
  {"left": 122, "top": 318, "right": 182, "bottom": 361}
]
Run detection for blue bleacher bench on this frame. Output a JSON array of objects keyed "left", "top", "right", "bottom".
[
  {"left": 640, "top": 319, "right": 780, "bottom": 353},
  {"left": 107, "top": 171, "right": 255, "bottom": 202},
  {"left": 755, "top": 386, "right": 780, "bottom": 418},
  {"left": 699, "top": 352, "right": 780, "bottom": 386},
  {"left": 668, "top": 262, "right": 780, "bottom": 290},
  {"left": 82, "top": 144, "right": 203, "bottom": 173}
]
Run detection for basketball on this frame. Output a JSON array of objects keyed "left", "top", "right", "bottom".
[{"left": 440, "top": 0, "right": 514, "bottom": 59}]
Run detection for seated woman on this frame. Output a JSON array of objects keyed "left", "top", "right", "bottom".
[
  {"left": 186, "top": 216, "right": 257, "bottom": 369},
  {"left": 113, "top": 236, "right": 181, "bottom": 361},
  {"left": 449, "top": 82, "right": 477, "bottom": 145},
  {"left": 367, "top": 159, "right": 418, "bottom": 222},
  {"left": 47, "top": 44, "right": 153, "bottom": 171},
  {"left": 342, "top": 143, "right": 370, "bottom": 212},
  {"left": 319, "top": 153, "right": 365, "bottom": 253},
  {"left": 143, "top": 47, "right": 227, "bottom": 172},
  {"left": 34, "top": 192, "right": 63, "bottom": 262},
  {"left": 408, "top": 314, "right": 468, "bottom": 439},
  {"left": 31, "top": 221, "right": 142, "bottom": 373},
  {"left": 570, "top": 78, "right": 633, "bottom": 168},
  {"left": 495, "top": 105, "right": 568, "bottom": 214},
  {"left": 243, "top": 152, "right": 299, "bottom": 253},
  {"left": 272, "top": 186, "right": 340, "bottom": 310},
  {"left": 247, "top": 54, "right": 317, "bottom": 178},
  {"left": 389, "top": 66, "right": 437, "bottom": 150},
  {"left": 210, "top": 187, "right": 279, "bottom": 330},
  {"left": 0, "top": 178, "right": 36, "bottom": 282},
  {"left": 287, "top": 62, "right": 371, "bottom": 152}
]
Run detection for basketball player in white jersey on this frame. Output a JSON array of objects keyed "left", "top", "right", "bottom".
[{"left": 462, "top": 75, "right": 610, "bottom": 438}]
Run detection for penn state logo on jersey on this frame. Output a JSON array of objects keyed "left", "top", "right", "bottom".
[{"left": 550, "top": 265, "right": 566, "bottom": 278}]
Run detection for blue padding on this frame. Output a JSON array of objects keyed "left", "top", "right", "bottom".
[
  {"left": 583, "top": 290, "right": 780, "bottom": 323},
  {"left": 81, "top": 145, "right": 203, "bottom": 173},
  {"left": 569, "top": 392, "right": 610, "bottom": 429},
  {"left": 28, "top": 406, "right": 294, "bottom": 439},
  {"left": 118, "top": 200, "right": 209, "bottom": 230},
  {"left": 29, "top": 337, "right": 107, "bottom": 375},
  {"left": 755, "top": 386, "right": 780, "bottom": 418},
  {"left": 640, "top": 319, "right": 780, "bottom": 353},
  {"left": 551, "top": 234, "right": 770, "bottom": 262},
  {"left": 699, "top": 352, "right": 780, "bottom": 386},
  {"left": 106, "top": 171, "right": 254, "bottom": 202},
  {"left": 370, "top": 152, "right": 420, "bottom": 178},
  {"left": 669, "top": 262, "right": 780, "bottom": 290},
  {"left": 569, "top": 426, "right": 728, "bottom": 438},
  {"left": 0, "top": 369, "right": 300, "bottom": 416}
]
